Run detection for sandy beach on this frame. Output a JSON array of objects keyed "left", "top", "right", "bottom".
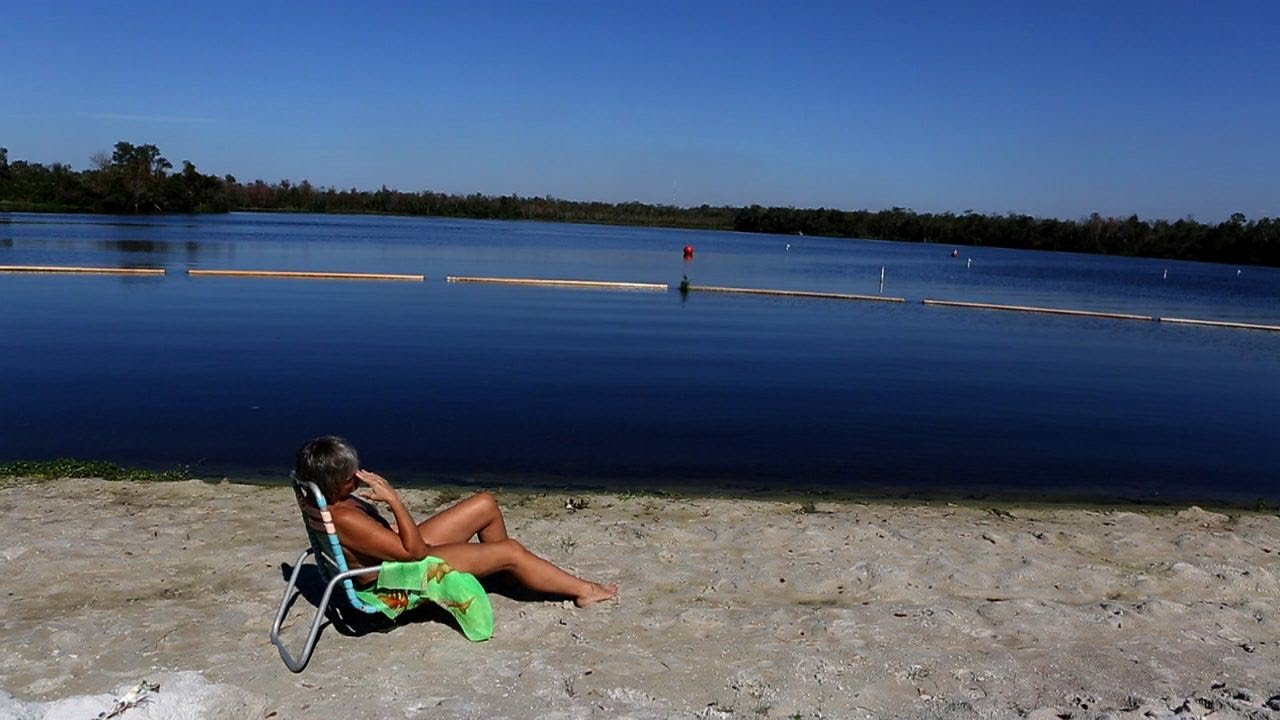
[{"left": 1, "top": 478, "right": 1278, "bottom": 719}]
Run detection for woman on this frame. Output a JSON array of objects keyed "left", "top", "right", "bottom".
[{"left": 296, "top": 436, "right": 618, "bottom": 609}]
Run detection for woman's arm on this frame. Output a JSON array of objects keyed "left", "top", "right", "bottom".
[{"left": 331, "top": 470, "right": 430, "bottom": 562}]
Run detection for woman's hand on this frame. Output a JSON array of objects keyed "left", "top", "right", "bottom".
[
  {"left": 355, "top": 469, "right": 398, "bottom": 505},
  {"left": 348, "top": 468, "right": 428, "bottom": 561}
]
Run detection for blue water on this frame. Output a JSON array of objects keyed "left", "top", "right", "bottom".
[{"left": 1, "top": 212, "right": 1277, "bottom": 505}]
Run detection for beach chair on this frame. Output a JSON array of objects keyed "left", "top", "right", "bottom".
[{"left": 270, "top": 473, "right": 382, "bottom": 672}]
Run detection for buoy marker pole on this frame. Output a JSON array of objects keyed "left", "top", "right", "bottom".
[
  {"left": 689, "top": 284, "right": 905, "bottom": 303},
  {"left": 446, "top": 276, "right": 667, "bottom": 291},
  {"left": 0, "top": 265, "right": 166, "bottom": 275},
  {"left": 1160, "top": 317, "right": 1280, "bottom": 332},
  {"left": 922, "top": 299, "right": 1152, "bottom": 321},
  {"left": 187, "top": 269, "right": 423, "bottom": 281}
]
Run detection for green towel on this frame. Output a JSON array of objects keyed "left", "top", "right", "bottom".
[{"left": 354, "top": 556, "right": 493, "bottom": 642}]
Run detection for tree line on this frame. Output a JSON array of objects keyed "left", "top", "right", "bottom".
[
  {"left": 0, "top": 142, "right": 230, "bottom": 213},
  {"left": 1, "top": 142, "right": 1276, "bottom": 266},
  {"left": 731, "top": 205, "right": 1279, "bottom": 267}
]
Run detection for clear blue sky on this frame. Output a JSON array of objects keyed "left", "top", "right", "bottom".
[{"left": 2, "top": 1, "right": 1276, "bottom": 222}]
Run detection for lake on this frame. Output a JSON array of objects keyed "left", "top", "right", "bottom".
[{"left": 1, "top": 212, "right": 1277, "bottom": 505}]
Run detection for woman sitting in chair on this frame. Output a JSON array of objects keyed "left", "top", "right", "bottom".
[{"left": 295, "top": 436, "right": 618, "bottom": 611}]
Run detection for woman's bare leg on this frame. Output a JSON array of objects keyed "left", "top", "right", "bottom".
[
  {"left": 416, "top": 492, "right": 508, "bottom": 545},
  {"left": 430, "top": 539, "right": 618, "bottom": 608}
]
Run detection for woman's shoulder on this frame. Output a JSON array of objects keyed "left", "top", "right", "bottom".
[{"left": 331, "top": 496, "right": 392, "bottom": 529}]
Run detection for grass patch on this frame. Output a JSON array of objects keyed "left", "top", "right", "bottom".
[
  {"left": 0, "top": 459, "right": 191, "bottom": 485},
  {"left": 616, "top": 488, "right": 676, "bottom": 501},
  {"left": 433, "top": 488, "right": 463, "bottom": 506}
]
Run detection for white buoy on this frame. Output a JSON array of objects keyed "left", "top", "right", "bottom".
[
  {"left": 1237, "top": 269, "right": 1242, "bottom": 276},
  {"left": 1163, "top": 268, "right": 1168, "bottom": 279},
  {"left": 786, "top": 243, "right": 791, "bottom": 251},
  {"left": 967, "top": 258, "right": 972, "bottom": 269},
  {"left": 879, "top": 266, "right": 885, "bottom": 294}
]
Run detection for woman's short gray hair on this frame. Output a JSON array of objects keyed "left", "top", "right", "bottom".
[{"left": 295, "top": 436, "right": 359, "bottom": 500}]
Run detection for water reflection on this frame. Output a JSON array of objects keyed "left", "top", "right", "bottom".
[
  {"left": 0, "top": 236, "right": 222, "bottom": 263},
  {"left": 97, "top": 239, "right": 172, "bottom": 254}
]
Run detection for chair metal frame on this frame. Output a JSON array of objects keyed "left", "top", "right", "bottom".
[{"left": 270, "top": 473, "right": 382, "bottom": 672}]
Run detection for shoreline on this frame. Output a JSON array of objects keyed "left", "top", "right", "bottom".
[
  {"left": 100, "top": 470, "right": 1280, "bottom": 513},
  {"left": 9, "top": 467, "right": 1278, "bottom": 518},
  {"left": 3, "top": 477, "right": 1278, "bottom": 719},
  {"left": 11, "top": 448, "right": 1280, "bottom": 513}
]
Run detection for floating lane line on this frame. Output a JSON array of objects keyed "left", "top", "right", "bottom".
[
  {"left": 446, "top": 276, "right": 667, "bottom": 291},
  {"left": 0, "top": 265, "right": 165, "bottom": 275},
  {"left": 1159, "top": 317, "right": 1280, "bottom": 332},
  {"left": 922, "top": 299, "right": 1153, "bottom": 321},
  {"left": 688, "top": 284, "right": 906, "bottom": 303},
  {"left": 187, "top": 269, "right": 424, "bottom": 281}
]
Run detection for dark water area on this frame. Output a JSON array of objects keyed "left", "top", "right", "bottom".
[{"left": 1, "top": 212, "right": 1277, "bottom": 506}]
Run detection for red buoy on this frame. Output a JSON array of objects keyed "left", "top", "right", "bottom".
[{"left": 683, "top": 244, "right": 695, "bottom": 259}]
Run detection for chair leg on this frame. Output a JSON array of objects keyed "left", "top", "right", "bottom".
[
  {"left": 269, "top": 548, "right": 329, "bottom": 673},
  {"left": 269, "top": 552, "right": 384, "bottom": 672}
]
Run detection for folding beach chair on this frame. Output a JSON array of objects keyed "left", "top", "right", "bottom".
[{"left": 270, "top": 473, "right": 382, "bottom": 672}]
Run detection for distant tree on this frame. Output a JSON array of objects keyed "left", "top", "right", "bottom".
[
  {"left": 158, "top": 159, "right": 224, "bottom": 212},
  {"left": 104, "top": 142, "right": 171, "bottom": 212}
]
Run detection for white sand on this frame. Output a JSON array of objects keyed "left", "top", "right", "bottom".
[{"left": 1, "top": 479, "right": 1278, "bottom": 719}]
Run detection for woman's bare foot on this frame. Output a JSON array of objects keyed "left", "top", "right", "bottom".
[{"left": 575, "top": 582, "right": 619, "bottom": 608}]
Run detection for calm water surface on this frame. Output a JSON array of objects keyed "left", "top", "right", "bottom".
[{"left": 1, "top": 212, "right": 1277, "bottom": 504}]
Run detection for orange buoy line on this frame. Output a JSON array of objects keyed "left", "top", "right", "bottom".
[
  {"left": 1159, "top": 317, "right": 1280, "bottom": 332},
  {"left": 921, "top": 299, "right": 1153, "bottom": 321},
  {"left": 446, "top": 276, "right": 667, "bottom": 291},
  {"left": 187, "top": 269, "right": 424, "bottom": 281},
  {"left": 688, "top": 284, "right": 906, "bottom": 303},
  {"left": 0, "top": 265, "right": 165, "bottom": 275}
]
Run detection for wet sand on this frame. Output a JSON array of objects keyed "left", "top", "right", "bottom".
[{"left": 1, "top": 478, "right": 1278, "bottom": 719}]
